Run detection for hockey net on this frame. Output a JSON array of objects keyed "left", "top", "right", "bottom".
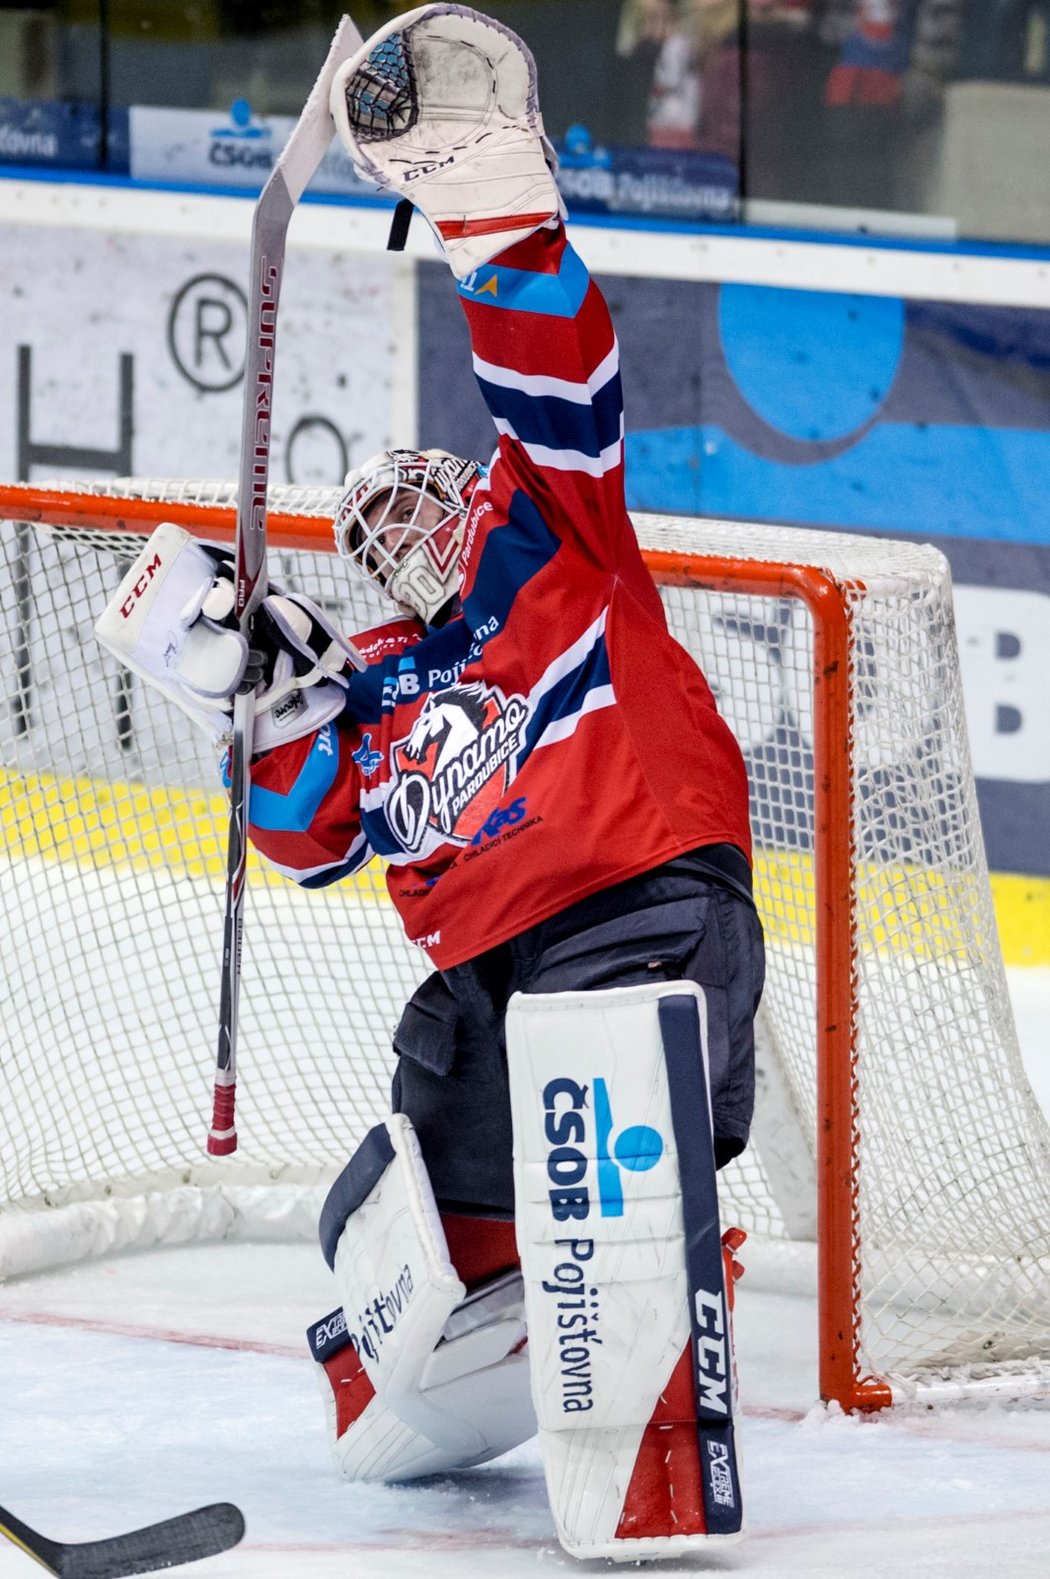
[{"left": 2, "top": 478, "right": 1048, "bottom": 1413}]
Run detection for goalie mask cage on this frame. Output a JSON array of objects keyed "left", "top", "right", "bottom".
[{"left": 2, "top": 479, "right": 1049, "bottom": 1414}]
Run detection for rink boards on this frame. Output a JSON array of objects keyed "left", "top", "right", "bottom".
[{"left": 3, "top": 761, "right": 1047, "bottom": 965}]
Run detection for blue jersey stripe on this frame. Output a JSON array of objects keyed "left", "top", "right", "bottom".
[
  {"left": 457, "top": 243, "right": 590, "bottom": 318},
  {"left": 360, "top": 804, "right": 408, "bottom": 859},
  {"left": 462, "top": 491, "right": 561, "bottom": 634},
  {"left": 247, "top": 725, "right": 341, "bottom": 832},
  {"left": 475, "top": 372, "right": 623, "bottom": 461},
  {"left": 521, "top": 637, "right": 613, "bottom": 759},
  {"left": 591, "top": 370, "right": 624, "bottom": 454}
]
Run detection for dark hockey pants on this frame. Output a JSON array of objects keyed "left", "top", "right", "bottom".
[{"left": 389, "top": 845, "right": 766, "bottom": 1218}]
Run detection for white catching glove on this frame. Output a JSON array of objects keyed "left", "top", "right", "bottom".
[
  {"left": 94, "top": 522, "right": 363, "bottom": 752},
  {"left": 329, "top": 5, "right": 564, "bottom": 280}
]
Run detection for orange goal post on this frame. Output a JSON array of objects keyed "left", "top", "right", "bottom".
[{"left": 2, "top": 477, "right": 1049, "bottom": 1414}]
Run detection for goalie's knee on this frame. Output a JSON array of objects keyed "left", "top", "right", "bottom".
[{"left": 309, "top": 1116, "right": 534, "bottom": 1483}]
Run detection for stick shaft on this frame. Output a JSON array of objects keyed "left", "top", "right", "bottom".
[{"left": 207, "top": 14, "right": 365, "bottom": 1156}]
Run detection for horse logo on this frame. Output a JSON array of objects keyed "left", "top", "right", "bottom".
[{"left": 387, "top": 681, "right": 529, "bottom": 853}]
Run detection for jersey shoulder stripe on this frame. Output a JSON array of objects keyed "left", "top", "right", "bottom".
[
  {"left": 493, "top": 422, "right": 624, "bottom": 480},
  {"left": 528, "top": 606, "right": 609, "bottom": 704},
  {"left": 477, "top": 373, "right": 623, "bottom": 463},
  {"left": 455, "top": 243, "right": 588, "bottom": 319},
  {"left": 246, "top": 722, "right": 342, "bottom": 833},
  {"left": 508, "top": 607, "right": 614, "bottom": 767},
  {"left": 522, "top": 634, "right": 614, "bottom": 757},
  {"left": 471, "top": 342, "right": 620, "bottom": 403}
]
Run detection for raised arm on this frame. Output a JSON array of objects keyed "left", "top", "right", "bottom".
[
  {"left": 329, "top": 8, "right": 630, "bottom": 561},
  {"left": 457, "top": 221, "right": 629, "bottom": 562}
]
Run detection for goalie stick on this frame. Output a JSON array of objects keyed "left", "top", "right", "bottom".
[
  {"left": 207, "top": 12, "right": 365, "bottom": 1157},
  {"left": 0, "top": 1500, "right": 244, "bottom": 1578}
]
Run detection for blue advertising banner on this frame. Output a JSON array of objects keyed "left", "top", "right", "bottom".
[
  {"left": 0, "top": 99, "right": 128, "bottom": 173},
  {"left": 553, "top": 128, "right": 737, "bottom": 224},
  {"left": 417, "top": 263, "right": 1050, "bottom": 889},
  {"left": 0, "top": 99, "right": 737, "bottom": 223}
]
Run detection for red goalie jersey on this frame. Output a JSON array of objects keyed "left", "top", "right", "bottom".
[{"left": 245, "top": 223, "right": 752, "bottom": 969}]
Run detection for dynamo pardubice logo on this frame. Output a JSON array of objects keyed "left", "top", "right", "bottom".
[{"left": 387, "top": 680, "right": 529, "bottom": 853}]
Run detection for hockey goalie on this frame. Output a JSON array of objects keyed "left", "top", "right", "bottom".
[{"left": 95, "top": 4, "right": 763, "bottom": 1560}]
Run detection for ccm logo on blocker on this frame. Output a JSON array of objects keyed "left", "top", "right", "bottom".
[
  {"left": 542, "top": 1077, "right": 663, "bottom": 1221},
  {"left": 119, "top": 553, "right": 162, "bottom": 618}
]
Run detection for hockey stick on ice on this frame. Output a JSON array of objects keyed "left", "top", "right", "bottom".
[
  {"left": 0, "top": 1500, "right": 244, "bottom": 1578},
  {"left": 207, "top": 13, "right": 365, "bottom": 1156}
]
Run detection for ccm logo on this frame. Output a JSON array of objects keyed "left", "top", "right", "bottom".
[
  {"left": 405, "top": 155, "right": 454, "bottom": 181},
  {"left": 120, "top": 553, "right": 162, "bottom": 619},
  {"left": 694, "top": 1287, "right": 729, "bottom": 1415}
]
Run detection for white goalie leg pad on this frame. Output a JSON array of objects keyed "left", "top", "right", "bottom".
[
  {"left": 507, "top": 982, "right": 744, "bottom": 1562},
  {"left": 309, "top": 1115, "right": 535, "bottom": 1482},
  {"left": 329, "top": 5, "right": 562, "bottom": 280}
]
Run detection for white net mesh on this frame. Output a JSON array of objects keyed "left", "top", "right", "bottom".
[{"left": 2, "top": 479, "right": 1049, "bottom": 1405}]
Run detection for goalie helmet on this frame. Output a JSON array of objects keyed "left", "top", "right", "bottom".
[{"left": 334, "top": 448, "right": 480, "bottom": 625}]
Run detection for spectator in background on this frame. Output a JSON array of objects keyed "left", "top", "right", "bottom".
[
  {"left": 821, "top": 0, "right": 967, "bottom": 212},
  {"left": 616, "top": 0, "right": 816, "bottom": 161},
  {"left": 825, "top": 0, "right": 966, "bottom": 111},
  {"left": 617, "top": 0, "right": 735, "bottom": 151}
]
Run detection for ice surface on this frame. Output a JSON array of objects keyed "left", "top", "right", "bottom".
[{"left": 0, "top": 969, "right": 1048, "bottom": 1578}]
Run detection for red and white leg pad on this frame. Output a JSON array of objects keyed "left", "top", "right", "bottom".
[
  {"left": 308, "top": 1114, "right": 535, "bottom": 1481},
  {"left": 507, "top": 982, "right": 745, "bottom": 1562}
]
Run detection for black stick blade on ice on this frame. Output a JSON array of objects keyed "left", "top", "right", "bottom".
[{"left": 0, "top": 1500, "right": 245, "bottom": 1578}]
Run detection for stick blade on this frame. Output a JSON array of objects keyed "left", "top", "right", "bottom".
[{"left": 58, "top": 1503, "right": 245, "bottom": 1579}]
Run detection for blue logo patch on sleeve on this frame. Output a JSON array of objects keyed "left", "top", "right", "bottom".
[{"left": 351, "top": 732, "right": 383, "bottom": 776}]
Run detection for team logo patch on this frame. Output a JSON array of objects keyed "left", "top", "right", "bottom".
[
  {"left": 387, "top": 680, "right": 529, "bottom": 852},
  {"left": 352, "top": 732, "right": 383, "bottom": 776}
]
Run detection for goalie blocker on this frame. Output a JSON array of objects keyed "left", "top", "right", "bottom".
[{"left": 507, "top": 982, "right": 744, "bottom": 1561}]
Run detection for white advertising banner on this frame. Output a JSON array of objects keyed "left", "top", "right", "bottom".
[
  {"left": 128, "top": 102, "right": 380, "bottom": 199},
  {"left": 0, "top": 216, "right": 406, "bottom": 491}
]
